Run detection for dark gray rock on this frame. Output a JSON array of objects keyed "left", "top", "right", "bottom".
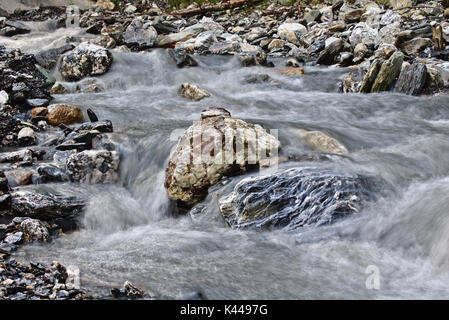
[
  {"left": 34, "top": 44, "right": 74, "bottom": 70},
  {"left": 219, "top": 167, "right": 383, "bottom": 231},
  {"left": 317, "top": 39, "right": 345, "bottom": 65},
  {"left": 395, "top": 63, "right": 427, "bottom": 95},
  {"left": 0, "top": 21, "right": 30, "bottom": 37},
  {"left": 168, "top": 48, "right": 198, "bottom": 68},
  {"left": 10, "top": 190, "right": 84, "bottom": 221},
  {"left": 37, "top": 166, "right": 71, "bottom": 183}
]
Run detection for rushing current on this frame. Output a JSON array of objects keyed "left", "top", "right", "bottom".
[{"left": 5, "top": 21, "right": 449, "bottom": 299}]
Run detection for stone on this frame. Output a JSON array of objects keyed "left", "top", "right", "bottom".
[
  {"left": 277, "top": 23, "right": 307, "bottom": 45},
  {"left": 344, "top": 9, "right": 365, "bottom": 23},
  {"left": 375, "top": 23, "right": 400, "bottom": 47},
  {"left": 303, "top": 10, "right": 321, "bottom": 24},
  {"left": 371, "top": 51, "right": 404, "bottom": 92},
  {"left": 37, "top": 166, "right": 71, "bottom": 183},
  {"left": 0, "top": 21, "right": 30, "bottom": 37},
  {"left": 111, "top": 281, "right": 144, "bottom": 299},
  {"left": 0, "top": 149, "right": 33, "bottom": 164},
  {"left": 395, "top": 63, "right": 427, "bottom": 95},
  {"left": 317, "top": 39, "right": 345, "bottom": 65},
  {"left": 47, "top": 104, "right": 83, "bottom": 126},
  {"left": 123, "top": 25, "right": 158, "bottom": 49},
  {"left": 340, "top": 68, "right": 366, "bottom": 93},
  {"left": 444, "top": 8, "right": 449, "bottom": 19},
  {"left": 10, "top": 191, "right": 84, "bottom": 220},
  {"left": 194, "top": 32, "right": 217, "bottom": 51},
  {"left": 17, "top": 127, "right": 35, "bottom": 145},
  {"left": 178, "top": 83, "right": 210, "bottom": 101},
  {"left": 124, "top": 4, "right": 137, "bottom": 14},
  {"left": 164, "top": 108, "right": 280, "bottom": 206},
  {"left": 168, "top": 48, "right": 198, "bottom": 68},
  {"left": 296, "top": 129, "right": 348, "bottom": 155},
  {"left": 218, "top": 167, "right": 382, "bottom": 231},
  {"left": 20, "top": 218, "right": 50, "bottom": 242},
  {"left": 4, "top": 232, "right": 22, "bottom": 244},
  {"left": 242, "top": 74, "right": 274, "bottom": 84},
  {"left": 349, "top": 23, "right": 378, "bottom": 47},
  {"left": 50, "top": 82, "right": 68, "bottom": 94},
  {"left": 34, "top": 45, "right": 74, "bottom": 70},
  {"left": 275, "top": 67, "right": 305, "bottom": 76},
  {"left": 327, "top": 21, "right": 346, "bottom": 32},
  {"left": 27, "top": 98, "right": 49, "bottom": 108},
  {"left": 268, "top": 39, "right": 285, "bottom": 51},
  {"left": 0, "top": 90, "right": 8, "bottom": 104},
  {"left": 399, "top": 38, "right": 432, "bottom": 55},
  {"left": 395, "top": 25, "right": 433, "bottom": 46},
  {"left": 433, "top": 25, "right": 445, "bottom": 51},
  {"left": 59, "top": 43, "right": 113, "bottom": 81},
  {"left": 66, "top": 150, "right": 119, "bottom": 184},
  {"left": 93, "top": 35, "right": 116, "bottom": 49},
  {"left": 360, "top": 58, "right": 384, "bottom": 93}
]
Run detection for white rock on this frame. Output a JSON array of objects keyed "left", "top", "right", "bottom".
[
  {"left": 0, "top": 90, "right": 8, "bottom": 104},
  {"left": 277, "top": 23, "right": 307, "bottom": 45},
  {"left": 18, "top": 127, "right": 36, "bottom": 143}
]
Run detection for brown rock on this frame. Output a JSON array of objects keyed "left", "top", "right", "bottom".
[
  {"left": 344, "top": 9, "right": 365, "bottom": 23},
  {"left": 433, "top": 25, "right": 445, "bottom": 51},
  {"left": 31, "top": 107, "right": 48, "bottom": 118},
  {"left": 15, "top": 171, "right": 33, "bottom": 185},
  {"left": 47, "top": 104, "right": 84, "bottom": 126},
  {"left": 275, "top": 67, "right": 305, "bottom": 76}
]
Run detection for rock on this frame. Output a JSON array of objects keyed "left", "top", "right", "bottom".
[
  {"left": 344, "top": 9, "right": 365, "bottom": 23},
  {"left": 425, "top": 66, "right": 444, "bottom": 92},
  {"left": 275, "top": 67, "right": 305, "bottom": 76},
  {"left": 390, "top": 0, "right": 412, "bottom": 10},
  {"left": 17, "top": 127, "right": 35, "bottom": 145},
  {"left": 399, "top": 38, "right": 432, "bottom": 55},
  {"left": 444, "top": 8, "right": 449, "bottom": 19},
  {"left": 371, "top": 51, "right": 404, "bottom": 92},
  {"left": 111, "top": 281, "right": 144, "bottom": 299},
  {"left": 123, "top": 24, "right": 158, "bottom": 49},
  {"left": 27, "top": 98, "right": 49, "bottom": 108},
  {"left": 0, "top": 46, "right": 51, "bottom": 106},
  {"left": 303, "top": 10, "right": 321, "bottom": 24},
  {"left": 47, "top": 104, "right": 84, "bottom": 126},
  {"left": 360, "top": 58, "right": 384, "bottom": 93},
  {"left": 93, "top": 35, "right": 116, "bottom": 49},
  {"left": 50, "top": 82, "right": 68, "bottom": 94},
  {"left": 20, "top": 218, "right": 50, "bottom": 242},
  {"left": 87, "top": 109, "right": 98, "bottom": 122},
  {"left": 286, "top": 58, "right": 300, "bottom": 67},
  {"left": 157, "top": 29, "right": 200, "bottom": 48},
  {"left": 395, "top": 25, "right": 433, "bottom": 46},
  {"left": 242, "top": 74, "right": 273, "bottom": 84},
  {"left": 59, "top": 43, "right": 113, "bottom": 81},
  {"left": 34, "top": 45, "right": 74, "bottom": 70},
  {"left": 124, "top": 4, "right": 137, "bottom": 14},
  {"left": 37, "top": 166, "right": 71, "bottom": 183},
  {"left": 268, "top": 39, "right": 285, "bottom": 51},
  {"left": 339, "top": 52, "right": 354, "bottom": 67},
  {"left": 375, "top": 23, "right": 400, "bottom": 47},
  {"left": 395, "top": 63, "right": 427, "bottom": 95},
  {"left": 178, "top": 83, "right": 210, "bottom": 101},
  {"left": 296, "top": 129, "right": 348, "bottom": 155},
  {"left": 0, "top": 90, "right": 8, "bottom": 104},
  {"left": 349, "top": 23, "right": 378, "bottom": 47},
  {"left": 168, "top": 48, "right": 198, "bottom": 68},
  {"left": 4, "top": 232, "right": 22, "bottom": 244},
  {"left": 317, "top": 39, "right": 346, "bottom": 65},
  {"left": 277, "top": 23, "right": 307, "bottom": 45},
  {"left": 340, "top": 68, "right": 366, "bottom": 93},
  {"left": 0, "top": 149, "right": 33, "bottom": 164},
  {"left": 10, "top": 190, "right": 84, "bottom": 221},
  {"left": 219, "top": 167, "right": 382, "bottom": 231},
  {"left": 0, "top": 21, "right": 30, "bottom": 36},
  {"left": 12, "top": 171, "right": 33, "bottom": 186},
  {"left": 66, "top": 150, "right": 119, "bottom": 184},
  {"left": 432, "top": 25, "right": 445, "bottom": 51},
  {"left": 194, "top": 32, "right": 217, "bottom": 51},
  {"left": 164, "top": 108, "right": 280, "bottom": 205},
  {"left": 327, "top": 21, "right": 346, "bottom": 32}
]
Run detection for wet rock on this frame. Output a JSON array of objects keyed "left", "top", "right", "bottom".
[
  {"left": 340, "top": 68, "right": 366, "bottom": 93},
  {"left": 123, "top": 22, "right": 158, "bottom": 50},
  {"left": 395, "top": 63, "right": 427, "bottom": 95},
  {"left": 31, "top": 107, "right": 48, "bottom": 118},
  {"left": 242, "top": 74, "right": 273, "bottom": 84},
  {"left": 111, "top": 281, "right": 144, "bottom": 299},
  {"left": 0, "top": 46, "right": 51, "bottom": 106},
  {"left": 165, "top": 108, "right": 280, "bottom": 206},
  {"left": 359, "top": 58, "right": 384, "bottom": 93},
  {"left": 4, "top": 232, "right": 22, "bottom": 244},
  {"left": 34, "top": 45, "right": 74, "bottom": 70},
  {"left": 178, "top": 83, "right": 210, "bottom": 101},
  {"left": 168, "top": 48, "right": 198, "bottom": 68},
  {"left": 37, "top": 166, "right": 71, "bottom": 183},
  {"left": 13, "top": 171, "right": 33, "bottom": 186},
  {"left": 10, "top": 190, "right": 84, "bottom": 221},
  {"left": 277, "top": 23, "right": 307, "bottom": 45},
  {"left": 0, "top": 149, "right": 33, "bottom": 164},
  {"left": 47, "top": 104, "right": 84, "bottom": 126},
  {"left": 50, "top": 82, "right": 68, "bottom": 95},
  {"left": 87, "top": 109, "right": 98, "bottom": 122},
  {"left": 296, "top": 129, "right": 348, "bottom": 155},
  {"left": 0, "top": 21, "right": 30, "bottom": 37},
  {"left": 275, "top": 67, "right": 305, "bottom": 76},
  {"left": 371, "top": 51, "right": 404, "bottom": 92},
  {"left": 17, "top": 127, "right": 36, "bottom": 145},
  {"left": 317, "top": 39, "right": 346, "bottom": 65},
  {"left": 20, "top": 218, "right": 50, "bottom": 242},
  {"left": 93, "top": 35, "right": 116, "bottom": 50},
  {"left": 27, "top": 98, "right": 49, "bottom": 108},
  {"left": 219, "top": 167, "right": 381, "bottom": 231},
  {"left": 59, "top": 43, "right": 113, "bottom": 81},
  {"left": 66, "top": 150, "right": 119, "bottom": 184}
]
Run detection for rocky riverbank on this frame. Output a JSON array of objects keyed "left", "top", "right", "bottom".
[{"left": 1, "top": 0, "right": 449, "bottom": 299}]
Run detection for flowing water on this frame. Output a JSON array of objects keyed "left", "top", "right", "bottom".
[{"left": 5, "top": 22, "right": 449, "bottom": 299}]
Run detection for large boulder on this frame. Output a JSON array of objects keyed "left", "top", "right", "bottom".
[
  {"left": 47, "top": 104, "right": 84, "bottom": 126},
  {"left": 20, "top": 218, "right": 50, "bottom": 242},
  {"left": 59, "top": 43, "right": 113, "bottom": 81},
  {"left": 165, "top": 108, "right": 281, "bottom": 206},
  {"left": 123, "top": 20, "right": 158, "bottom": 49},
  {"left": 219, "top": 167, "right": 382, "bottom": 231},
  {"left": 277, "top": 23, "right": 307, "bottom": 45},
  {"left": 34, "top": 44, "right": 74, "bottom": 70},
  {"left": 66, "top": 150, "right": 119, "bottom": 184}
]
